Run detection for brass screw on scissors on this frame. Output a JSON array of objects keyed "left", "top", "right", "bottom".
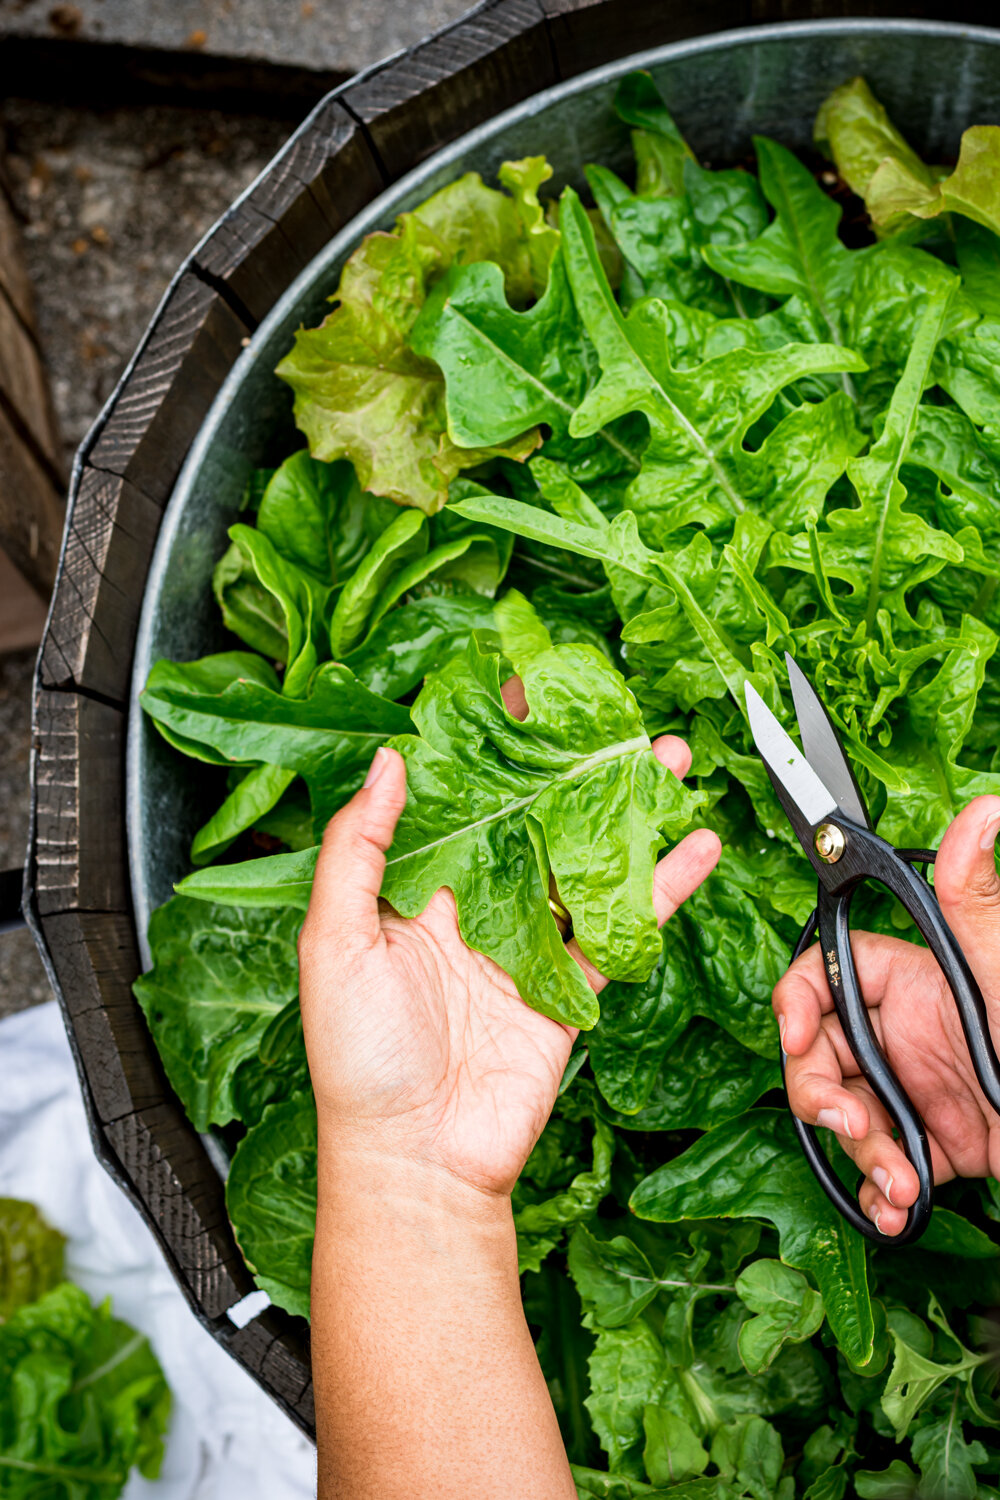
[{"left": 815, "top": 823, "right": 846, "bottom": 863}]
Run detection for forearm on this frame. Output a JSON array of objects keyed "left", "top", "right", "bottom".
[{"left": 311, "top": 1136, "right": 576, "bottom": 1500}]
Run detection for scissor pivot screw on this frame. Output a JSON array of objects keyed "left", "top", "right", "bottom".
[{"left": 815, "top": 823, "right": 846, "bottom": 863}]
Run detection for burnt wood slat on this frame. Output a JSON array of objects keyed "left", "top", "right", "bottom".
[
  {"left": 193, "top": 97, "right": 385, "bottom": 324},
  {"left": 33, "top": 689, "right": 128, "bottom": 918},
  {"left": 339, "top": 0, "right": 557, "bottom": 181},
  {"left": 542, "top": 0, "right": 750, "bottom": 75},
  {"left": 88, "top": 270, "right": 251, "bottom": 504},
  {"left": 39, "top": 469, "right": 162, "bottom": 702}
]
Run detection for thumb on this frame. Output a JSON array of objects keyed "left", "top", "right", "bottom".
[
  {"left": 302, "top": 747, "right": 408, "bottom": 956},
  {"left": 933, "top": 794, "right": 1000, "bottom": 995}
]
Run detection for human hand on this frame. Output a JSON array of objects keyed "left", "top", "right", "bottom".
[
  {"left": 775, "top": 794, "right": 1000, "bottom": 1237},
  {"left": 298, "top": 684, "right": 721, "bottom": 1202}
]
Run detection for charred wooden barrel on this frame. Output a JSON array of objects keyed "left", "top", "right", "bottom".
[{"left": 26, "top": 0, "right": 1000, "bottom": 1438}]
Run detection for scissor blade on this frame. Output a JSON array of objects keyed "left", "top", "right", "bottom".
[
  {"left": 744, "top": 682, "right": 837, "bottom": 829},
  {"left": 784, "top": 653, "right": 870, "bottom": 830}
]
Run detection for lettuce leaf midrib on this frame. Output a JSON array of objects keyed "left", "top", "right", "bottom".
[{"left": 385, "top": 732, "right": 652, "bottom": 871}]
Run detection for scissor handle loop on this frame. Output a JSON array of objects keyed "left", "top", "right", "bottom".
[
  {"left": 785, "top": 824, "right": 1000, "bottom": 1245},
  {"left": 783, "top": 902, "right": 933, "bottom": 1246}
]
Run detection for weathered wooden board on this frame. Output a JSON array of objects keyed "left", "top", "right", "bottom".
[
  {"left": 542, "top": 0, "right": 749, "bottom": 76},
  {"left": 193, "top": 97, "right": 385, "bottom": 323},
  {"left": 88, "top": 270, "right": 251, "bottom": 504},
  {"left": 0, "top": 399, "right": 65, "bottom": 603},
  {"left": 0, "top": 160, "right": 65, "bottom": 600},
  {"left": 0, "top": 165, "right": 35, "bottom": 328},
  {"left": 39, "top": 468, "right": 163, "bottom": 702},
  {"left": 33, "top": 689, "right": 129, "bottom": 918},
  {"left": 340, "top": 0, "right": 557, "bottom": 180}
]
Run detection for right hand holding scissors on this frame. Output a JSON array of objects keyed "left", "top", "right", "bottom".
[{"left": 776, "top": 794, "right": 1000, "bottom": 1237}]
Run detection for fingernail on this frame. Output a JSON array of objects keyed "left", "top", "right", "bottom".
[
  {"left": 777, "top": 1014, "right": 786, "bottom": 1048},
  {"left": 816, "top": 1107, "right": 854, "bottom": 1139},
  {"left": 980, "top": 810, "right": 1000, "bottom": 851},
  {"left": 364, "top": 748, "right": 387, "bottom": 788},
  {"left": 872, "top": 1166, "right": 894, "bottom": 1205},
  {"left": 869, "top": 1204, "right": 887, "bottom": 1235}
]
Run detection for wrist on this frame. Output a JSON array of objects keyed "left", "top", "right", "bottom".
[{"left": 316, "top": 1128, "right": 517, "bottom": 1251}]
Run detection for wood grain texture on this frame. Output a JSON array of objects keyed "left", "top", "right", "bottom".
[
  {"left": 32, "top": 688, "right": 128, "bottom": 917},
  {"left": 87, "top": 269, "right": 251, "bottom": 502},
  {"left": 0, "top": 283, "right": 62, "bottom": 470},
  {"left": 103, "top": 1103, "right": 252, "bottom": 1318},
  {"left": 0, "top": 397, "right": 65, "bottom": 599},
  {"left": 226, "top": 1313, "right": 314, "bottom": 1426},
  {"left": 39, "top": 466, "right": 162, "bottom": 701},
  {"left": 340, "top": 0, "right": 557, "bottom": 180},
  {"left": 39, "top": 909, "right": 168, "bottom": 1124},
  {"left": 194, "top": 97, "right": 385, "bottom": 323},
  {"left": 542, "top": 0, "right": 749, "bottom": 76},
  {"left": 0, "top": 171, "right": 35, "bottom": 329}
]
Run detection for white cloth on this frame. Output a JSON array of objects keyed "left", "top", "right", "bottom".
[{"left": 0, "top": 1000, "right": 317, "bottom": 1499}]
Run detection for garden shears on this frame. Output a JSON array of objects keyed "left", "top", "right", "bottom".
[{"left": 744, "top": 655, "right": 1000, "bottom": 1245}]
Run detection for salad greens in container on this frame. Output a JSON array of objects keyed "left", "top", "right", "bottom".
[{"left": 135, "top": 72, "right": 1000, "bottom": 1497}]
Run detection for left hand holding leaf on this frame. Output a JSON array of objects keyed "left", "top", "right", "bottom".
[{"left": 298, "top": 700, "right": 719, "bottom": 1201}]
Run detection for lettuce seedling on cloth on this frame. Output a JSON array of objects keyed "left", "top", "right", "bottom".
[
  {"left": 0, "top": 1199, "right": 170, "bottom": 1498},
  {"left": 0, "top": 1199, "right": 64, "bottom": 1322}
]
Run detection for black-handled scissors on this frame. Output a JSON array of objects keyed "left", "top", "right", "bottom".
[{"left": 744, "top": 653, "right": 1000, "bottom": 1245}]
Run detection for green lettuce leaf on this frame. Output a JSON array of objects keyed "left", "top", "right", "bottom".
[
  {"left": 379, "top": 628, "right": 703, "bottom": 1026},
  {"left": 274, "top": 170, "right": 548, "bottom": 512},
  {"left": 0, "top": 1200, "right": 65, "bottom": 1322},
  {"left": 0, "top": 1281, "right": 170, "bottom": 1493},
  {"left": 226, "top": 1091, "right": 317, "bottom": 1320},
  {"left": 560, "top": 187, "right": 866, "bottom": 542},
  {"left": 134, "top": 896, "right": 301, "bottom": 1132},
  {"left": 630, "top": 1111, "right": 874, "bottom": 1369},
  {"left": 141, "top": 656, "right": 411, "bottom": 836}
]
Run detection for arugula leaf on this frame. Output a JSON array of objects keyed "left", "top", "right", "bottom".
[
  {"left": 881, "top": 1296, "right": 993, "bottom": 1441},
  {"left": 409, "top": 252, "right": 646, "bottom": 512},
  {"left": 0, "top": 1280, "right": 170, "bottom": 1493},
  {"left": 702, "top": 138, "right": 861, "bottom": 363},
  {"left": 0, "top": 1200, "right": 65, "bottom": 1321},
  {"left": 910, "top": 1409, "right": 990, "bottom": 1500},
  {"left": 226, "top": 1091, "right": 316, "bottom": 1320},
  {"left": 630, "top": 1111, "right": 874, "bottom": 1369},
  {"left": 560, "top": 188, "right": 866, "bottom": 541},
  {"left": 134, "top": 896, "right": 301, "bottom": 1131}
]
